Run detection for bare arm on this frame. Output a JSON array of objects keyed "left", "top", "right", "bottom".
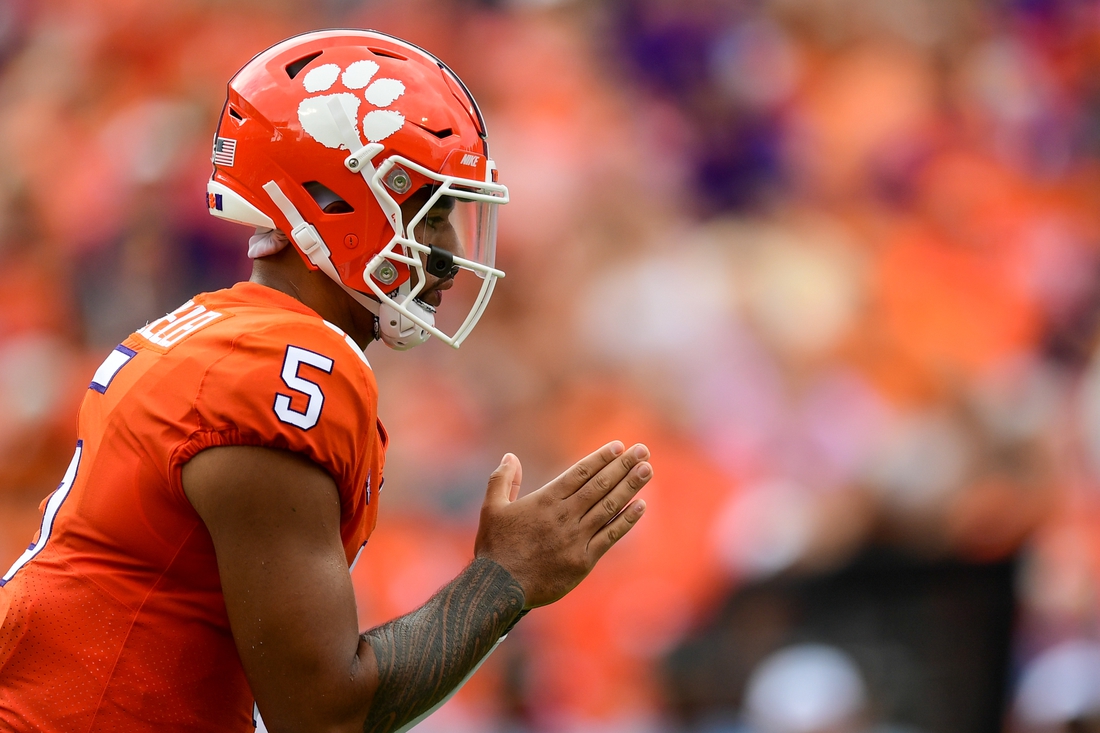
[
  {"left": 359, "top": 557, "right": 522, "bottom": 733},
  {"left": 183, "top": 441, "right": 649, "bottom": 733}
]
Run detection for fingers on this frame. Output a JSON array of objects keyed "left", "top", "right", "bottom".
[
  {"left": 569, "top": 443, "right": 650, "bottom": 515},
  {"left": 587, "top": 499, "right": 647, "bottom": 559},
  {"left": 484, "top": 454, "right": 521, "bottom": 507},
  {"left": 545, "top": 441, "right": 625, "bottom": 500},
  {"left": 579, "top": 457, "right": 652, "bottom": 530}
]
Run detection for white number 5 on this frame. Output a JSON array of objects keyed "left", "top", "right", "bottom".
[{"left": 274, "top": 346, "right": 334, "bottom": 430}]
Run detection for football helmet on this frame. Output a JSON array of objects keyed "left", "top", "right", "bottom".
[{"left": 207, "top": 29, "right": 509, "bottom": 349}]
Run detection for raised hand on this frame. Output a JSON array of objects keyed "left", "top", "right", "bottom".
[{"left": 474, "top": 441, "right": 652, "bottom": 609}]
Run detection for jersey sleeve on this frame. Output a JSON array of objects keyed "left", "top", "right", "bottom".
[{"left": 169, "top": 321, "right": 377, "bottom": 505}]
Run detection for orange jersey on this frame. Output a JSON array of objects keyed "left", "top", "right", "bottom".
[{"left": 0, "top": 282, "right": 387, "bottom": 731}]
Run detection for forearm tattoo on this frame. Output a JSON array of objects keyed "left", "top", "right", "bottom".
[{"left": 360, "top": 557, "right": 525, "bottom": 733}]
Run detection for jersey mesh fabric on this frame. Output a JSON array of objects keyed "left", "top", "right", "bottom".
[{"left": 0, "top": 282, "right": 385, "bottom": 732}]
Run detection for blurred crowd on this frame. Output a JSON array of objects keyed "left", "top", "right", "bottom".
[{"left": 4, "top": 0, "right": 1100, "bottom": 730}]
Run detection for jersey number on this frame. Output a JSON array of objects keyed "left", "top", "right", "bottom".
[
  {"left": 3, "top": 342, "right": 134, "bottom": 584},
  {"left": 1, "top": 441, "right": 83, "bottom": 586},
  {"left": 274, "top": 346, "right": 334, "bottom": 430}
]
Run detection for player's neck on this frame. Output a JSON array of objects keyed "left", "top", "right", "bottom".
[{"left": 249, "top": 249, "right": 376, "bottom": 349}]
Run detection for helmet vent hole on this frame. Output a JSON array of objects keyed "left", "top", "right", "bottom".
[
  {"left": 303, "top": 181, "right": 354, "bottom": 214},
  {"left": 228, "top": 107, "right": 244, "bottom": 122},
  {"left": 369, "top": 47, "right": 408, "bottom": 61},
  {"left": 285, "top": 51, "right": 323, "bottom": 80},
  {"left": 413, "top": 122, "right": 453, "bottom": 139}
]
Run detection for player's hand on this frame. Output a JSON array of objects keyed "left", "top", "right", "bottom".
[{"left": 474, "top": 441, "right": 651, "bottom": 609}]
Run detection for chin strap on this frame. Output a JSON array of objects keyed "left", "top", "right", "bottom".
[
  {"left": 260, "top": 180, "right": 434, "bottom": 350},
  {"left": 260, "top": 182, "right": 375, "bottom": 313}
]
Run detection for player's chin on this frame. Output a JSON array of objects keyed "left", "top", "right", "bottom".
[{"left": 418, "top": 291, "right": 444, "bottom": 309}]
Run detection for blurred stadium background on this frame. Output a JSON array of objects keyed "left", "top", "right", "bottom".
[{"left": 4, "top": 0, "right": 1100, "bottom": 730}]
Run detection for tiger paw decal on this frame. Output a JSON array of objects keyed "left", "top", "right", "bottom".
[{"left": 297, "top": 60, "right": 406, "bottom": 149}]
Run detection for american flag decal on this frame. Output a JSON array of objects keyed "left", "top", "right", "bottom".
[{"left": 213, "top": 138, "right": 237, "bottom": 167}]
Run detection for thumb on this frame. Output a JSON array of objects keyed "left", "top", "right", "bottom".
[
  {"left": 508, "top": 455, "right": 523, "bottom": 502},
  {"left": 485, "top": 453, "right": 521, "bottom": 506}
]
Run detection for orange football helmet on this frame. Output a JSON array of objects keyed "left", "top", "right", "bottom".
[{"left": 207, "top": 29, "right": 509, "bottom": 349}]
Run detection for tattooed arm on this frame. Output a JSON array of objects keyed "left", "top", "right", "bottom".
[
  {"left": 183, "top": 441, "right": 649, "bottom": 733},
  {"left": 361, "top": 558, "right": 523, "bottom": 733}
]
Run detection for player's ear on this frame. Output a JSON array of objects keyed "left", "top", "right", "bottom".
[{"left": 248, "top": 228, "right": 291, "bottom": 259}]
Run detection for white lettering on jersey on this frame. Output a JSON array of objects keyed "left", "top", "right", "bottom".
[{"left": 137, "top": 301, "right": 226, "bottom": 349}]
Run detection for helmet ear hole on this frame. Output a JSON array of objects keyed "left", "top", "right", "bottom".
[
  {"left": 323, "top": 201, "right": 354, "bottom": 214},
  {"left": 285, "top": 51, "right": 323, "bottom": 80},
  {"left": 303, "top": 181, "right": 354, "bottom": 214}
]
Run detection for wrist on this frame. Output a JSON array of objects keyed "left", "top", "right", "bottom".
[
  {"left": 466, "top": 557, "right": 526, "bottom": 631},
  {"left": 501, "top": 608, "right": 529, "bottom": 636}
]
